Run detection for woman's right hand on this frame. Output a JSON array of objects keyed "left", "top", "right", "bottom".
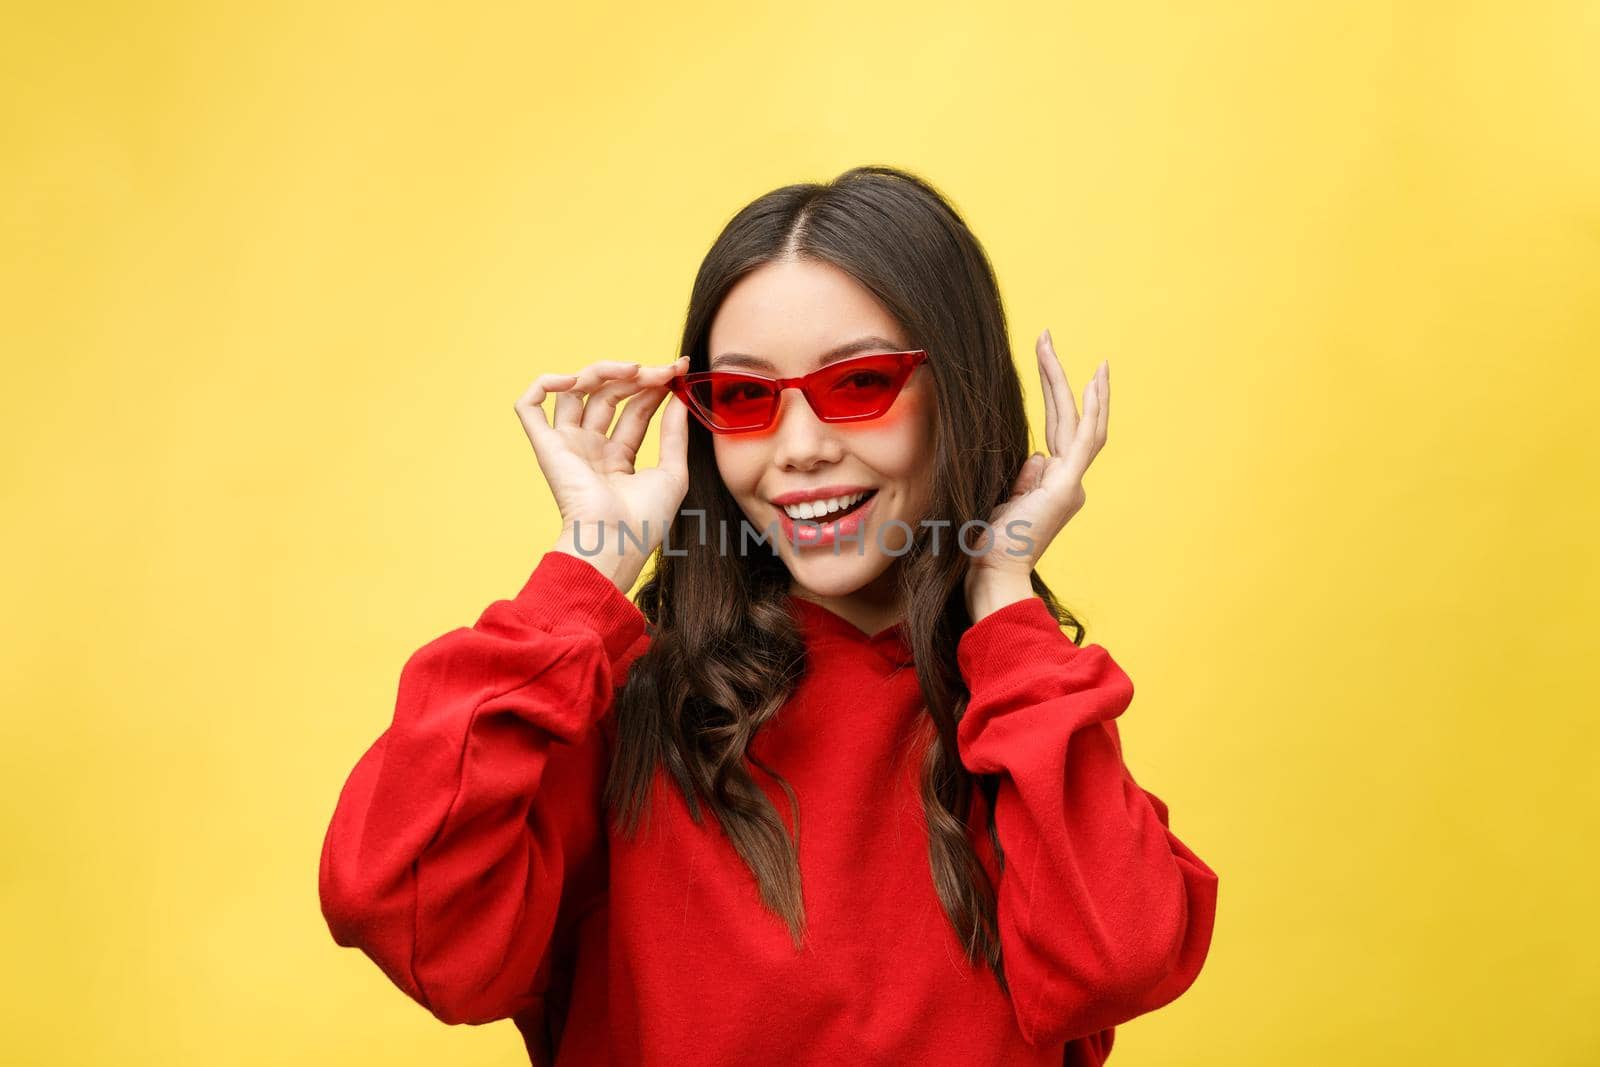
[{"left": 514, "top": 356, "right": 691, "bottom": 590}]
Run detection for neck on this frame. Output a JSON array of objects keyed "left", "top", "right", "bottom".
[{"left": 790, "top": 560, "right": 904, "bottom": 638}]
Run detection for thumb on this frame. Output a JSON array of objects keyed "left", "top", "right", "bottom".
[
  {"left": 656, "top": 393, "right": 689, "bottom": 481},
  {"left": 1009, "top": 452, "right": 1046, "bottom": 498}
]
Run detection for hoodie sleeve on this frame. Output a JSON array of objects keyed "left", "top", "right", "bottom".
[
  {"left": 318, "top": 550, "right": 649, "bottom": 1025},
  {"left": 955, "top": 595, "right": 1219, "bottom": 1049}
]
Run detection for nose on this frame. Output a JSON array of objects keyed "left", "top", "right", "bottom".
[{"left": 769, "top": 386, "right": 842, "bottom": 471}]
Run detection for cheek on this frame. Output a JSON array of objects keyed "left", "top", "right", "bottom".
[
  {"left": 856, "top": 390, "right": 936, "bottom": 479},
  {"left": 712, "top": 439, "right": 765, "bottom": 497}
]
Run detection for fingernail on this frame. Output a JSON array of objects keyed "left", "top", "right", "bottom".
[{"left": 1042, "top": 328, "right": 1053, "bottom": 346}]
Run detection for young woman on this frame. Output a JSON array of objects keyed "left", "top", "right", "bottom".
[{"left": 319, "top": 165, "right": 1218, "bottom": 1066}]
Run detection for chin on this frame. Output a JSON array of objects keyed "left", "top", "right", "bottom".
[{"left": 783, "top": 551, "right": 894, "bottom": 600}]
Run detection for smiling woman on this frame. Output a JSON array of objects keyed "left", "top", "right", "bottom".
[
  {"left": 318, "top": 164, "right": 1217, "bottom": 1066},
  {"left": 701, "top": 260, "right": 940, "bottom": 602}
]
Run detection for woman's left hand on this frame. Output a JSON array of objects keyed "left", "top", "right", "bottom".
[{"left": 963, "top": 329, "right": 1109, "bottom": 619}]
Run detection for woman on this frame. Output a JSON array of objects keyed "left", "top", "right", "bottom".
[{"left": 319, "top": 165, "right": 1218, "bottom": 1066}]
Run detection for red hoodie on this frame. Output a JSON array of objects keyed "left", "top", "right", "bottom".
[{"left": 319, "top": 550, "right": 1218, "bottom": 1065}]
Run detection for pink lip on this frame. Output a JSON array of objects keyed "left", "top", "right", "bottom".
[{"left": 776, "top": 491, "right": 878, "bottom": 549}]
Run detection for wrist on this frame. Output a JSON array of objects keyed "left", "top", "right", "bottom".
[
  {"left": 966, "top": 571, "right": 1036, "bottom": 623},
  {"left": 551, "top": 525, "right": 644, "bottom": 594}
]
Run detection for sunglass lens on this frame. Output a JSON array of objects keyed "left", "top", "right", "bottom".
[
  {"left": 690, "top": 376, "right": 777, "bottom": 430},
  {"left": 814, "top": 356, "right": 903, "bottom": 418}
]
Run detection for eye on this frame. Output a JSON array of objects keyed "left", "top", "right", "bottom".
[
  {"left": 714, "top": 381, "right": 771, "bottom": 404},
  {"left": 836, "top": 370, "right": 892, "bottom": 391}
]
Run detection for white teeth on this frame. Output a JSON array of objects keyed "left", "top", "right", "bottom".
[{"left": 782, "top": 491, "right": 869, "bottom": 521}]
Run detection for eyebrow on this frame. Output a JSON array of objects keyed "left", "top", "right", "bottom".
[{"left": 709, "top": 335, "right": 906, "bottom": 373}]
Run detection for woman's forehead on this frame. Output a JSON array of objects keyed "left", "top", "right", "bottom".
[
  {"left": 709, "top": 334, "right": 906, "bottom": 375},
  {"left": 708, "top": 259, "right": 906, "bottom": 372}
]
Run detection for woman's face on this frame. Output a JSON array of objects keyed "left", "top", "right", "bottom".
[{"left": 707, "top": 257, "right": 937, "bottom": 605}]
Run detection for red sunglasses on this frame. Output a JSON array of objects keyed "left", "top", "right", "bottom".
[{"left": 668, "top": 349, "right": 930, "bottom": 434}]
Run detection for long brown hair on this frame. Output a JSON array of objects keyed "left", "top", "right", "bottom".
[{"left": 603, "top": 164, "right": 1086, "bottom": 995}]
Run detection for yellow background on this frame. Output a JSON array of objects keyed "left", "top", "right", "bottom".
[{"left": 3, "top": 2, "right": 1596, "bottom": 1063}]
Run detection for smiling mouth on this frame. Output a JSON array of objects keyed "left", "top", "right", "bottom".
[{"left": 781, "top": 489, "right": 878, "bottom": 524}]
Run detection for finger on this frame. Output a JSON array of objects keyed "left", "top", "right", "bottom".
[
  {"left": 553, "top": 386, "right": 585, "bottom": 429},
  {"left": 1040, "top": 329, "right": 1079, "bottom": 457},
  {"left": 1009, "top": 451, "right": 1047, "bottom": 499},
  {"left": 544, "top": 363, "right": 636, "bottom": 428},
  {"left": 516, "top": 371, "right": 580, "bottom": 428},
  {"left": 514, "top": 371, "right": 578, "bottom": 461},
  {"left": 1082, "top": 361, "right": 1107, "bottom": 460},
  {"left": 580, "top": 364, "right": 645, "bottom": 435},
  {"left": 1028, "top": 451, "right": 1049, "bottom": 491},
  {"left": 515, "top": 371, "right": 577, "bottom": 413},
  {"left": 1060, "top": 369, "right": 1101, "bottom": 481},
  {"left": 610, "top": 383, "right": 671, "bottom": 464},
  {"left": 654, "top": 391, "right": 690, "bottom": 483},
  {"left": 572, "top": 360, "right": 648, "bottom": 388},
  {"left": 628, "top": 355, "right": 689, "bottom": 389},
  {"left": 644, "top": 355, "right": 691, "bottom": 373},
  {"left": 1095, "top": 361, "right": 1109, "bottom": 449},
  {"left": 550, "top": 361, "right": 642, "bottom": 432},
  {"left": 1036, "top": 332, "right": 1058, "bottom": 457},
  {"left": 609, "top": 357, "right": 688, "bottom": 452}
]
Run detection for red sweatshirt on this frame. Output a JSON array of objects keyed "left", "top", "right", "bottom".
[{"left": 319, "top": 550, "right": 1218, "bottom": 1065}]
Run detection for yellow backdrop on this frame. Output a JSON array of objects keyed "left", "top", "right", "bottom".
[{"left": 3, "top": 2, "right": 1596, "bottom": 1064}]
